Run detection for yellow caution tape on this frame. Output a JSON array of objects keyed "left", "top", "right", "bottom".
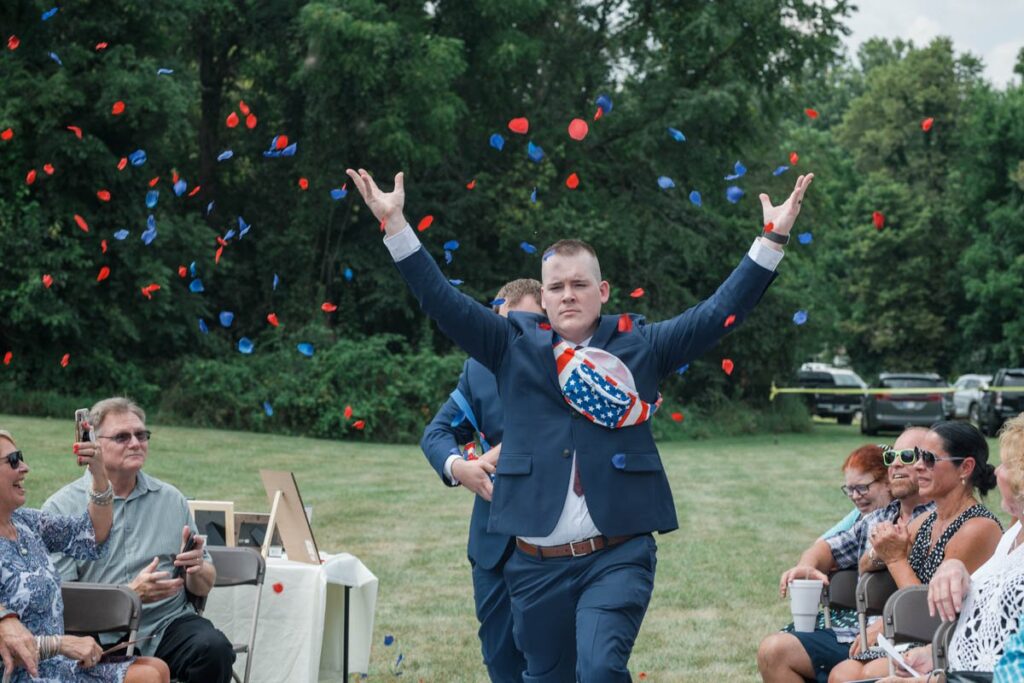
[{"left": 768, "top": 383, "right": 1024, "bottom": 402}]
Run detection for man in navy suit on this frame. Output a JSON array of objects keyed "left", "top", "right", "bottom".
[
  {"left": 348, "top": 167, "right": 813, "bottom": 682},
  {"left": 421, "top": 278, "right": 543, "bottom": 683}
]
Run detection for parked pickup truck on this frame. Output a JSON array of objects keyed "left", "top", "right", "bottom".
[
  {"left": 797, "top": 364, "right": 867, "bottom": 425},
  {"left": 978, "top": 368, "right": 1024, "bottom": 436}
]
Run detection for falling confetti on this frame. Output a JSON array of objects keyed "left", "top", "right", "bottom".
[
  {"left": 297, "top": 343, "right": 314, "bottom": 357},
  {"left": 724, "top": 161, "right": 746, "bottom": 180},
  {"left": 353, "top": 420, "right": 366, "bottom": 430},
  {"left": 298, "top": 177, "right": 309, "bottom": 190},
  {"left": 667, "top": 127, "right": 686, "bottom": 142},
  {"left": 797, "top": 232, "right": 813, "bottom": 245},
  {"left": 657, "top": 176, "right": 675, "bottom": 190},
  {"left": 73, "top": 215, "right": 89, "bottom": 232},
  {"left": 872, "top": 211, "right": 885, "bottom": 230},
  {"left": 96, "top": 267, "right": 110, "bottom": 282},
  {"left": 330, "top": 187, "right": 347, "bottom": 200},
  {"left": 96, "top": 190, "right": 111, "bottom": 202},
  {"left": 565, "top": 173, "right": 580, "bottom": 190},
  {"left": 921, "top": 117, "right": 934, "bottom": 132},
  {"left": 617, "top": 313, "right": 633, "bottom": 332},
  {"left": 417, "top": 215, "right": 434, "bottom": 232},
  {"left": 267, "top": 313, "right": 279, "bottom": 327},
  {"left": 114, "top": 230, "right": 129, "bottom": 240},
  {"left": 670, "top": 412, "right": 684, "bottom": 422},
  {"left": 789, "top": 151, "right": 799, "bottom": 165},
  {"left": 520, "top": 242, "right": 537, "bottom": 254},
  {"left": 805, "top": 108, "right": 819, "bottom": 119},
  {"left": 263, "top": 402, "right": 274, "bottom": 417},
  {"left": 111, "top": 101, "right": 125, "bottom": 115},
  {"left": 189, "top": 279, "right": 204, "bottom": 293},
  {"left": 677, "top": 363, "right": 689, "bottom": 375},
  {"left": 272, "top": 582, "right": 284, "bottom": 594},
  {"left": 321, "top": 302, "right": 338, "bottom": 313},
  {"left": 60, "top": 353, "right": 70, "bottom": 368},
  {"left": 507, "top": 117, "right": 529, "bottom": 134},
  {"left": 41, "top": 7, "right": 59, "bottom": 21},
  {"left": 725, "top": 186, "right": 744, "bottom": 204},
  {"left": 219, "top": 311, "right": 234, "bottom": 327},
  {"left": 689, "top": 190, "right": 702, "bottom": 207},
  {"left": 793, "top": 310, "right": 808, "bottom": 325},
  {"left": 42, "top": 274, "right": 53, "bottom": 288},
  {"left": 465, "top": 179, "right": 476, "bottom": 189},
  {"left": 568, "top": 118, "right": 589, "bottom": 141},
  {"left": 1, "top": 128, "right": 13, "bottom": 141},
  {"left": 724, "top": 314, "right": 736, "bottom": 328},
  {"left": 238, "top": 338, "right": 254, "bottom": 354},
  {"left": 595, "top": 94, "right": 613, "bottom": 117},
  {"left": 198, "top": 319, "right": 209, "bottom": 334},
  {"left": 7, "top": 36, "right": 20, "bottom": 50},
  {"left": 630, "top": 288, "right": 645, "bottom": 298},
  {"left": 226, "top": 112, "right": 239, "bottom": 128},
  {"left": 217, "top": 150, "right": 234, "bottom": 161},
  {"left": 527, "top": 141, "right": 544, "bottom": 163},
  {"left": 722, "top": 359, "right": 734, "bottom": 375},
  {"left": 2, "top": 352, "right": 11, "bottom": 366},
  {"left": 344, "top": 405, "right": 353, "bottom": 420},
  {"left": 489, "top": 133, "right": 505, "bottom": 151},
  {"left": 773, "top": 166, "right": 789, "bottom": 176}
]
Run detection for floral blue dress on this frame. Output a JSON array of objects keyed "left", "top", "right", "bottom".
[{"left": 0, "top": 508, "right": 133, "bottom": 682}]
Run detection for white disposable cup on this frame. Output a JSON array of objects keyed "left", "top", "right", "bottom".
[{"left": 788, "top": 579, "right": 824, "bottom": 632}]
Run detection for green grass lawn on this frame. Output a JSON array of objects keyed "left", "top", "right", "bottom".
[{"left": 3, "top": 415, "right": 1012, "bottom": 682}]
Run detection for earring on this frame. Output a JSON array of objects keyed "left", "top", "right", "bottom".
[{"left": 961, "top": 478, "right": 966, "bottom": 486}]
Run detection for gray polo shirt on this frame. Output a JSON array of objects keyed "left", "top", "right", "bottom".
[{"left": 42, "top": 470, "right": 210, "bottom": 656}]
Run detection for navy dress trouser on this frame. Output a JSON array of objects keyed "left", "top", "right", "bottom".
[
  {"left": 472, "top": 557, "right": 528, "bottom": 682},
  {"left": 503, "top": 535, "right": 657, "bottom": 683}
]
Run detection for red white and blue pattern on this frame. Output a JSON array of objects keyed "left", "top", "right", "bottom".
[{"left": 553, "top": 341, "right": 660, "bottom": 429}]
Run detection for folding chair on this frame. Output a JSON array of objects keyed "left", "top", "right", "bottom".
[
  {"left": 856, "top": 570, "right": 898, "bottom": 650},
  {"left": 207, "top": 546, "right": 267, "bottom": 683},
  {"left": 824, "top": 568, "right": 859, "bottom": 628},
  {"left": 62, "top": 583, "right": 143, "bottom": 655},
  {"left": 932, "top": 618, "right": 957, "bottom": 672},
  {"left": 883, "top": 585, "right": 942, "bottom": 676}
]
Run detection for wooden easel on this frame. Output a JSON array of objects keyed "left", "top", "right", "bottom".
[{"left": 260, "top": 489, "right": 283, "bottom": 559}]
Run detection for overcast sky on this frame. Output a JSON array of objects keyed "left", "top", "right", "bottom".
[{"left": 840, "top": 0, "right": 1023, "bottom": 87}]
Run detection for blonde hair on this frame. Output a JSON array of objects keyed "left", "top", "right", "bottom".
[
  {"left": 494, "top": 279, "right": 542, "bottom": 312},
  {"left": 0, "top": 429, "right": 14, "bottom": 447},
  {"left": 999, "top": 413, "right": 1024, "bottom": 504},
  {"left": 90, "top": 397, "right": 146, "bottom": 435}
]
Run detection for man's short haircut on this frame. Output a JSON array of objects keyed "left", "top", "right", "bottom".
[
  {"left": 90, "top": 397, "right": 146, "bottom": 434},
  {"left": 494, "top": 278, "right": 542, "bottom": 312},
  {"left": 541, "top": 239, "right": 602, "bottom": 280},
  {"left": 841, "top": 443, "right": 886, "bottom": 482}
]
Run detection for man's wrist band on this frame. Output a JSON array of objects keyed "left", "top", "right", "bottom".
[{"left": 762, "top": 229, "right": 790, "bottom": 245}]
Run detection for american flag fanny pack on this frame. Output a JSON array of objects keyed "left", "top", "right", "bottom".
[{"left": 553, "top": 340, "right": 661, "bottom": 429}]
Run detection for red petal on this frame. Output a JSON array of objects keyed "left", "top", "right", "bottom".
[
  {"left": 272, "top": 582, "right": 284, "bottom": 594},
  {"left": 101, "top": 240, "right": 108, "bottom": 254},
  {"left": 60, "top": 353, "right": 70, "bottom": 368},
  {"left": 872, "top": 211, "right": 885, "bottom": 230},
  {"left": 565, "top": 173, "right": 580, "bottom": 190},
  {"left": 42, "top": 274, "right": 53, "bottom": 288},
  {"left": 722, "top": 359, "right": 734, "bottom": 375},
  {"left": 95, "top": 42, "right": 108, "bottom": 51},
  {"left": 417, "top": 215, "right": 434, "bottom": 232},
  {"left": 0, "top": 128, "right": 12, "bottom": 141},
  {"left": 617, "top": 313, "right": 633, "bottom": 332},
  {"left": 267, "top": 313, "right": 279, "bottom": 327},
  {"left": 117, "top": 157, "right": 128, "bottom": 171},
  {"left": 568, "top": 118, "right": 589, "bottom": 141},
  {"left": 226, "top": 112, "right": 240, "bottom": 128},
  {"left": 629, "top": 288, "right": 644, "bottom": 298},
  {"left": 298, "top": 177, "right": 309, "bottom": 190},
  {"left": 216, "top": 236, "right": 228, "bottom": 247},
  {"left": 245, "top": 113, "right": 257, "bottom": 129},
  {"left": 670, "top": 412, "right": 684, "bottom": 423},
  {"left": 25, "top": 169, "right": 36, "bottom": 185},
  {"left": 465, "top": 179, "right": 476, "bottom": 190},
  {"left": 215, "top": 246, "right": 224, "bottom": 264},
  {"left": 538, "top": 322, "right": 551, "bottom": 330},
  {"left": 42, "top": 163, "right": 54, "bottom": 175},
  {"left": 7, "top": 35, "right": 20, "bottom": 50},
  {"left": 763, "top": 222, "right": 774, "bottom": 233},
  {"left": 804, "top": 108, "right": 819, "bottom": 119},
  {"left": 507, "top": 117, "right": 529, "bottom": 134},
  {"left": 238, "top": 100, "right": 251, "bottom": 116},
  {"left": 96, "top": 266, "right": 110, "bottom": 282},
  {"left": 593, "top": 107, "right": 603, "bottom": 121},
  {"left": 148, "top": 176, "right": 160, "bottom": 187},
  {"left": 921, "top": 117, "right": 934, "bottom": 132},
  {"left": 2, "top": 352, "right": 11, "bottom": 366},
  {"left": 353, "top": 420, "right": 366, "bottom": 430},
  {"left": 74, "top": 214, "right": 89, "bottom": 232},
  {"left": 344, "top": 405, "right": 353, "bottom": 419},
  {"left": 96, "top": 189, "right": 111, "bottom": 202},
  {"left": 67, "top": 125, "right": 82, "bottom": 139},
  {"left": 111, "top": 101, "right": 125, "bottom": 115},
  {"left": 321, "top": 302, "right": 338, "bottom": 313},
  {"left": 789, "top": 151, "right": 799, "bottom": 166},
  {"left": 275, "top": 135, "right": 288, "bottom": 150},
  {"left": 178, "top": 266, "right": 187, "bottom": 278},
  {"left": 724, "top": 314, "right": 736, "bottom": 328},
  {"left": 172, "top": 170, "right": 180, "bottom": 184},
  {"left": 187, "top": 185, "right": 201, "bottom": 197}
]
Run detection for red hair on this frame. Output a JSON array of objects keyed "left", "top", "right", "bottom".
[{"left": 841, "top": 444, "right": 886, "bottom": 481}]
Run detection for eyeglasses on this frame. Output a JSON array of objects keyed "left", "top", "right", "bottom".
[
  {"left": 97, "top": 430, "right": 152, "bottom": 445},
  {"left": 883, "top": 446, "right": 966, "bottom": 468},
  {"left": 4, "top": 451, "right": 24, "bottom": 469},
  {"left": 841, "top": 479, "right": 879, "bottom": 498}
]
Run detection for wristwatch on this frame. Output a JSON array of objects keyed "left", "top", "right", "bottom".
[{"left": 761, "top": 229, "right": 790, "bottom": 245}]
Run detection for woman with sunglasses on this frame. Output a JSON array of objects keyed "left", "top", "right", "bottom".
[
  {"left": 829, "top": 421, "right": 1003, "bottom": 682},
  {"left": 0, "top": 428, "right": 169, "bottom": 683}
]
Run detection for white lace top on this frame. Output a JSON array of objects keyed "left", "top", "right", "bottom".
[{"left": 948, "top": 521, "right": 1024, "bottom": 671}]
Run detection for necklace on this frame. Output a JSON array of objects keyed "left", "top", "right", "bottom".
[{"left": 0, "top": 521, "right": 28, "bottom": 556}]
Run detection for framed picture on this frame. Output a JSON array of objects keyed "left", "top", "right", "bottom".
[
  {"left": 233, "top": 511, "right": 282, "bottom": 551},
  {"left": 260, "top": 470, "right": 320, "bottom": 564},
  {"left": 187, "top": 500, "right": 235, "bottom": 548}
]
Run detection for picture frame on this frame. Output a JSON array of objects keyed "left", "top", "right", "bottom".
[{"left": 187, "top": 500, "right": 235, "bottom": 548}]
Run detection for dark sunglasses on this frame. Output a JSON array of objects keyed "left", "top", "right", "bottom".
[
  {"left": 97, "top": 430, "right": 152, "bottom": 445},
  {"left": 883, "top": 446, "right": 965, "bottom": 468},
  {"left": 4, "top": 450, "right": 24, "bottom": 469}
]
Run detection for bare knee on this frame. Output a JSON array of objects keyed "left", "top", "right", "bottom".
[
  {"left": 758, "top": 632, "right": 810, "bottom": 681},
  {"left": 827, "top": 659, "right": 862, "bottom": 683},
  {"left": 126, "top": 657, "right": 171, "bottom": 683}
]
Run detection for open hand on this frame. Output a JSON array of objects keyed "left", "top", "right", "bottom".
[
  {"left": 0, "top": 616, "right": 38, "bottom": 677},
  {"left": 345, "top": 168, "right": 406, "bottom": 235},
  {"left": 928, "top": 559, "right": 971, "bottom": 621},
  {"left": 129, "top": 556, "right": 184, "bottom": 603},
  {"left": 759, "top": 173, "right": 814, "bottom": 235}
]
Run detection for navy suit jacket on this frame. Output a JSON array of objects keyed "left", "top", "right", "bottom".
[
  {"left": 396, "top": 244, "right": 776, "bottom": 537},
  {"left": 420, "top": 359, "right": 513, "bottom": 571}
]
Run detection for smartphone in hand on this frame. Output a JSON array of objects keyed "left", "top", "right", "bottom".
[
  {"left": 74, "top": 409, "right": 96, "bottom": 466},
  {"left": 174, "top": 531, "right": 197, "bottom": 580}
]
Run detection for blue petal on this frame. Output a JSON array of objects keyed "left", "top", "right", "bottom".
[
  {"left": 206, "top": 201, "right": 215, "bottom": 216},
  {"left": 723, "top": 161, "right": 747, "bottom": 181},
  {"left": 219, "top": 311, "right": 234, "bottom": 328},
  {"left": 343, "top": 267, "right": 353, "bottom": 282},
  {"left": 657, "top": 176, "right": 675, "bottom": 190},
  {"left": 48, "top": 52, "right": 62, "bottom": 65},
  {"left": 198, "top": 319, "right": 209, "bottom": 334},
  {"left": 489, "top": 133, "right": 505, "bottom": 151},
  {"left": 444, "top": 250, "right": 453, "bottom": 264},
  {"left": 595, "top": 94, "right": 613, "bottom": 114},
  {"left": 223, "top": 229, "right": 236, "bottom": 241},
  {"left": 520, "top": 242, "right": 537, "bottom": 254},
  {"left": 773, "top": 165, "right": 789, "bottom": 176},
  {"left": 173, "top": 179, "right": 187, "bottom": 197},
  {"left": 147, "top": 215, "right": 156, "bottom": 231},
  {"left": 263, "top": 401, "right": 274, "bottom": 417},
  {"left": 530, "top": 187, "right": 537, "bottom": 203},
  {"left": 689, "top": 190, "right": 702, "bottom": 207},
  {"left": 667, "top": 127, "right": 686, "bottom": 142},
  {"left": 129, "top": 149, "right": 147, "bottom": 167},
  {"left": 190, "top": 262, "right": 197, "bottom": 277},
  {"left": 238, "top": 216, "right": 251, "bottom": 237},
  {"left": 238, "top": 337, "right": 254, "bottom": 354},
  {"left": 41, "top": 7, "right": 59, "bottom": 21},
  {"left": 156, "top": 68, "right": 174, "bottom": 76},
  {"left": 793, "top": 310, "right": 808, "bottom": 325},
  {"left": 384, "top": 635, "right": 395, "bottom": 647},
  {"left": 297, "top": 343, "right": 314, "bottom": 357},
  {"left": 676, "top": 363, "right": 690, "bottom": 376},
  {"left": 217, "top": 150, "right": 233, "bottom": 161},
  {"left": 443, "top": 240, "right": 460, "bottom": 251},
  {"left": 611, "top": 453, "right": 626, "bottom": 470},
  {"left": 145, "top": 190, "right": 159, "bottom": 209},
  {"left": 527, "top": 141, "right": 544, "bottom": 163},
  {"left": 281, "top": 143, "right": 297, "bottom": 157},
  {"left": 797, "top": 232, "right": 813, "bottom": 245},
  {"left": 113, "top": 229, "right": 130, "bottom": 240},
  {"left": 725, "top": 186, "right": 745, "bottom": 204},
  {"left": 189, "top": 279, "right": 204, "bottom": 293},
  {"left": 330, "top": 188, "right": 347, "bottom": 200},
  {"left": 141, "top": 228, "right": 157, "bottom": 246},
  {"left": 273, "top": 274, "right": 280, "bottom": 290},
  {"left": 448, "top": 279, "right": 464, "bottom": 286},
  {"left": 489, "top": 298, "right": 506, "bottom": 307}
]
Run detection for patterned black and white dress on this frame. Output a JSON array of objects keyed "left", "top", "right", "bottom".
[{"left": 0, "top": 508, "right": 133, "bottom": 683}]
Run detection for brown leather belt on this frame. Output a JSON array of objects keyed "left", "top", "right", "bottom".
[{"left": 515, "top": 534, "right": 636, "bottom": 559}]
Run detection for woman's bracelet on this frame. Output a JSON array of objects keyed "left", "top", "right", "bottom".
[
  {"left": 88, "top": 482, "right": 114, "bottom": 507},
  {"left": 34, "top": 634, "right": 61, "bottom": 660}
]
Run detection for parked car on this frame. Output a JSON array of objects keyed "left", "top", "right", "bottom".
[
  {"left": 978, "top": 368, "right": 1024, "bottom": 436},
  {"left": 951, "top": 374, "right": 992, "bottom": 424},
  {"left": 797, "top": 363, "right": 867, "bottom": 425},
  {"left": 861, "top": 372, "right": 948, "bottom": 435}
]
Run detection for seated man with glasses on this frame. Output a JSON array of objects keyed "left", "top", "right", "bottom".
[
  {"left": 757, "top": 428, "right": 935, "bottom": 683},
  {"left": 41, "top": 398, "right": 235, "bottom": 683}
]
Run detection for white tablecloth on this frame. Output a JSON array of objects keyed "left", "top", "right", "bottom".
[{"left": 203, "top": 553, "right": 378, "bottom": 681}]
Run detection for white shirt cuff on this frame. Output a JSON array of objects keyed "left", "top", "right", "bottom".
[
  {"left": 748, "top": 237, "right": 784, "bottom": 271},
  {"left": 383, "top": 224, "right": 421, "bottom": 262},
  {"left": 443, "top": 454, "right": 461, "bottom": 485}
]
